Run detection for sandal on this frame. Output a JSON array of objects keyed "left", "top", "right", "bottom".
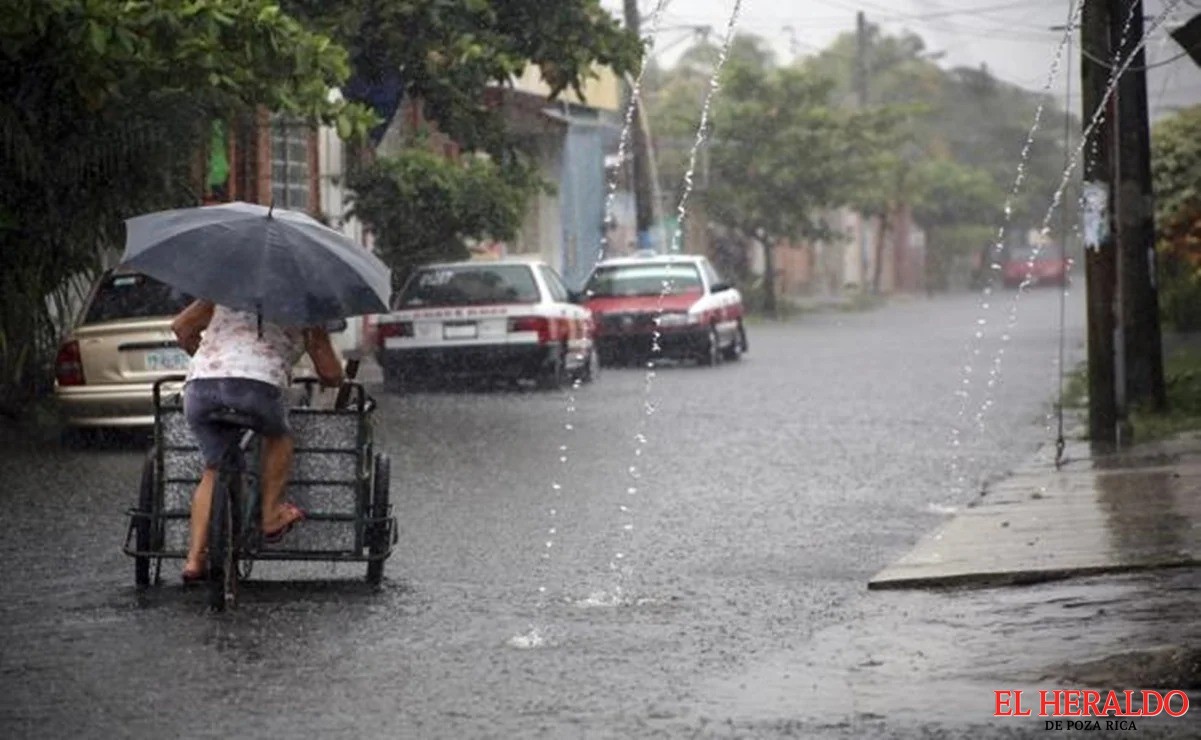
[{"left": 263, "top": 502, "right": 306, "bottom": 544}]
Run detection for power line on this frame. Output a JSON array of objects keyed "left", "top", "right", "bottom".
[{"left": 1080, "top": 42, "right": 1201, "bottom": 70}]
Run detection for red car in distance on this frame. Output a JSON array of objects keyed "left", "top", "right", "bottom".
[{"left": 1001, "top": 245, "right": 1071, "bottom": 288}]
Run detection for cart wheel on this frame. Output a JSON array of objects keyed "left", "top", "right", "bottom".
[
  {"left": 207, "top": 464, "right": 238, "bottom": 611},
  {"left": 366, "top": 453, "right": 391, "bottom": 587},
  {"left": 134, "top": 447, "right": 156, "bottom": 588}
]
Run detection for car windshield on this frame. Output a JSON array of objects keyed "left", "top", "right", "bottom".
[
  {"left": 397, "top": 264, "right": 540, "bottom": 307},
  {"left": 82, "top": 272, "right": 193, "bottom": 324},
  {"left": 585, "top": 263, "right": 703, "bottom": 297}
]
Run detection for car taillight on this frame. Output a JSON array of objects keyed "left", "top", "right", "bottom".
[
  {"left": 55, "top": 340, "right": 85, "bottom": 386},
  {"left": 376, "top": 321, "right": 413, "bottom": 345},
  {"left": 509, "top": 316, "right": 549, "bottom": 343}
]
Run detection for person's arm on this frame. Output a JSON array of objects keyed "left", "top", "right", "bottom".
[
  {"left": 304, "top": 327, "right": 344, "bottom": 388},
  {"left": 171, "top": 299, "right": 214, "bottom": 356}
]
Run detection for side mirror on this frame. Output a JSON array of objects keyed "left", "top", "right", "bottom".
[
  {"left": 325, "top": 318, "right": 348, "bottom": 333},
  {"left": 567, "top": 290, "right": 583, "bottom": 304},
  {"left": 711, "top": 282, "right": 731, "bottom": 293}
]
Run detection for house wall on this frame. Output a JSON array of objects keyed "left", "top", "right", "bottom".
[{"left": 750, "top": 207, "right": 926, "bottom": 297}]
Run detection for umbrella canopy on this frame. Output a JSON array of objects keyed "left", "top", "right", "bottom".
[{"left": 120, "top": 201, "right": 391, "bottom": 326}]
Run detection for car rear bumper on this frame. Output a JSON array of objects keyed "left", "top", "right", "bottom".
[
  {"left": 55, "top": 381, "right": 185, "bottom": 427},
  {"left": 378, "top": 343, "right": 560, "bottom": 380}
]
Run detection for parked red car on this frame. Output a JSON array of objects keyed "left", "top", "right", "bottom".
[
  {"left": 1001, "top": 245, "right": 1071, "bottom": 288},
  {"left": 582, "top": 254, "right": 746, "bottom": 367}
]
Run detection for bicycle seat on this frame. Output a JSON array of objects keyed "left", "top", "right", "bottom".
[{"left": 199, "top": 407, "right": 264, "bottom": 431}]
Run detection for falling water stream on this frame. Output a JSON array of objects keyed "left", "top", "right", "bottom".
[
  {"left": 512, "top": 0, "right": 746, "bottom": 648},
  {"left": 602, "top": 0, "right": 745, "bottom": 608},
  {"left": 510, "top": 0, "right": 673, "bottom": 649}
]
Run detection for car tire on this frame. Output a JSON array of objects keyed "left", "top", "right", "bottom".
[
  {"left": 722, "top": 321, "right": 746, "bottom": 361},
  {"left": 700, "top": 326, "right": 722, "bottom": 367},
  {"left": 577, "top": 348, "right": 599, "bottom": 384},
  {"left": 537, "top": 346, "right": 566, "bottom": 391}
]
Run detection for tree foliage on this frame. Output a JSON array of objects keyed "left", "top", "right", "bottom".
[
  {"left": 282, "top": 0, "right": 642, "bottom": 274},
  {"left": 690, "top": 39, "right": 902, "bottom": 314},
  {"left": 347, "top": 148, "right": 541, "bottom": 292},
  {"left": 646, "top": 24, "right": 1075, "bottom": 299},
  {"left": 1151, "top": 105, "right": 1201, "bottom": 330},
  {"left": 0, "top": 0, "right": 373, "bottom": 414}
]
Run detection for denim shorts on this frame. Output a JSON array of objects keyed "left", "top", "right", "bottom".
[{"left": 183, "top": 378, "right": 290, "bottom": 468}]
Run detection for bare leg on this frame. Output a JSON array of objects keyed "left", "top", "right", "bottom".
[
  {"left": 185, "top": 468, "right": 217, "bottom": 572},
  {"left": 260, "top": 434, "right": 296, "bottom": 531}
]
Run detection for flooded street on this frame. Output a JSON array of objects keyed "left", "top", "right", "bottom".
[{"left": 10, "top": 290, "right": 1180, "bottom": 738}]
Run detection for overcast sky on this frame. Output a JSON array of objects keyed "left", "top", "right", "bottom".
[{"left": 600, "top": 0, "right": 1201, "bottom": 121}]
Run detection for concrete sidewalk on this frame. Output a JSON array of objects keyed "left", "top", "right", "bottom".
[{"left": 870, "top": 430, "right": 1201, "bottom": 590}]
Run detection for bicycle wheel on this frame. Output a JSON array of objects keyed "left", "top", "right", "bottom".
[
  {"left": 366, "top": 453, "right": 391, "bottom": 587},
  {"left": 134, "top": 447, "right": 156, "bottom": 588},
  {"left": 206, "top": 465, "right": 238, "bottom": 611}
]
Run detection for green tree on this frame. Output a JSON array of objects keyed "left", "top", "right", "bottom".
[
  {"left": 908, "top": 159, "right": 1005, "bottom": 291},
  {"left": 702, "top": 52, "right": 900, "bottom": 317},
  {"left": 1151, "top": 105, "right": 1201, "bottom": 329},
  {"left": 804, "top": 22, "right": 1077, "bottom": 250},
  {"left": 0, "top": 0, "right": 374, "bottom": 415},
  {"left": 346, "top": 147, "right": 541, "bottom": 292},
  {"left": 282, "top": 1, "right": 642, "bottom": 277}
]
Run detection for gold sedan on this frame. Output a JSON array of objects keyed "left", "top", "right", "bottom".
[{"left": 54, "top": 271, "right": 332, "bottom": 428}]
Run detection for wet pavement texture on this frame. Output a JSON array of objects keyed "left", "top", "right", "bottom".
[
  {"left": 4, "top": 289, "right": 1196, "bottom": 738},
  {"left": 871, "top": 433, "right": 1201, "bottom": 589}
]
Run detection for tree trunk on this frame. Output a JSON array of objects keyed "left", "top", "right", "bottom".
[
  {"left": 871, "top": 211, "right": 889, "bottom": 294},
  {"left": 761, "top": 238, "right": 778, "bottom": 318}
]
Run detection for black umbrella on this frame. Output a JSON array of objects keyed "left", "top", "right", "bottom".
[{"left": 120, "top": 201, "right": 390, "bottom": 326}]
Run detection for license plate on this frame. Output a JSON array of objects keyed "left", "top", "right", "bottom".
[
  {"left": 145, "top": 348, "right": 190, "bottom": 371},
  {"left": 443, "top": 322, "right": 478, "bottom": 340}
]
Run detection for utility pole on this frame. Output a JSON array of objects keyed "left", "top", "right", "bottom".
[
  {"left": 1081, "top": 0, "right": 1122, "bottom": 447},
  {"left": 1114, "top": 0, "right": 1167, "bottom": 412},
  {"left": 855, "top": 11, "right": 869, "bottom": 289},
  {"left": 623, "top": 0, "right": 656, "bottom": 251}
]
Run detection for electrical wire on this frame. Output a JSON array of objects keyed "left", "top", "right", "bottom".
[{"left": 1080, "top": 43, "right": 1200, "bottom": 71}]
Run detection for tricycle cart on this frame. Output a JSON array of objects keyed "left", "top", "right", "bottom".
[{"left": 122, "top": 376, "right": 397, "bottom": 597}]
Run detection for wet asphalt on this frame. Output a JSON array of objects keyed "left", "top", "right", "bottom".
[{"left": 8, "top": 288, "right": 1194, "bottom": 738}]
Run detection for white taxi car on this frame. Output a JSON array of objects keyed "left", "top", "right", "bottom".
[{"left": 374, "top": 258, "right": 597, "bottom": 391}]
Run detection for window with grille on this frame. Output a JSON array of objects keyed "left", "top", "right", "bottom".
[{"left": 270, "top": 116, "right": 310, "bottom": 211}]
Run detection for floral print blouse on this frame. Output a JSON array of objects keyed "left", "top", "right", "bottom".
[{"left": 187, "top": 305, "right": 305, "bottom": 389}]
